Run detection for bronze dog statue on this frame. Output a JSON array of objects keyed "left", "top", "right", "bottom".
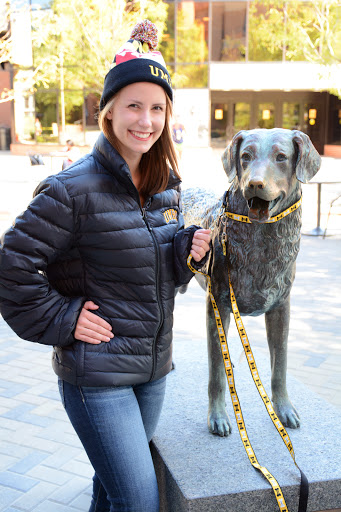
[{"left": 182, "top": 128, "right": 321, "bottom": 436}]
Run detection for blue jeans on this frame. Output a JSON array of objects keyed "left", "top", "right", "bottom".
[{"left": 58, "top": 376, "right": 167, "bottom": 512}]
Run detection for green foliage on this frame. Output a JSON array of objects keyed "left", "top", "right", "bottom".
[
  {"left": 247, "top": 0, "right": 341, "bottom": 96},
  {"left": 173, "top": 65, "right": 208, "bottom": 88},
  {"left": 249, "top": 0, "right": 341, "bottom": 65},
  {"left": 248, "top": 3, "right": 284, "bottom": 61},
  {"left": 35, "top": 88, "right": 84, "bottom": 126},
  {"left": 35, "top": 90, "right": 57, "bottom": 127},
  {"left": 176, "top": 9, "right": 208, "bottom": 64},
  {"left": 158, "top": 4, "right": 209, "bottom": 88},
  {"left": 158, "top": 2, "right": 174, "bottom": 64},
  {"left": 249, "top": 1, "right": 310, "bottom": 61},
  {"left": 221, "top": 35, "right": 246, "bottom": 62},
  {"left": 32, "top": 0, "right": 168, "bottom": 119},
  {"left": 32, "top": 0, "right": 168, "bottom": 92}
]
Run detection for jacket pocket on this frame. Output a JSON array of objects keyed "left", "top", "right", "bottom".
[{"left": 92, "top": 308, "right": 113, "bottom": 329}]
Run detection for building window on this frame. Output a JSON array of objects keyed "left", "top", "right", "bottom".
[
  {"left": 163, "top": 1, "right": 209, "bottom": 87},
  {"left": 283, "top": 102, "right": 300, "bottom": 130},
  {"left": 248, "top": 2, "right": 283, "bottom": 61},
  {"left": 211, "top": 1, "right": 247, "bottom": 62},
  {"left": 234, "top": 102, "right": 250, "bottom": 132},
  {"left": 211, "top": 102, "right": 228, "bottom": 142},
  {"left": 328, "top": 95, "right": 341, "bottom": 145},
  {"left": 159, "top": 2, "right": 175, "bottom": 65},
  {"left": 258, "top": 103, "right": 275, "bottom": 129},
  {"left": 175, "top": 63, "right": 208, "bottom": 87},
  {"left": 176, "top": 2, "right": 209, "bottom": 64}
]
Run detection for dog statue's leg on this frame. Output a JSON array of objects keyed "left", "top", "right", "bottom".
[
  {"left": 207, "top": 291, "right": 232, "bottom": 437},
  {"left": 265, "top": 297, "right": 300, "bottom": 429}
]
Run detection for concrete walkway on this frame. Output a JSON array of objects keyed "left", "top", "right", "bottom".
[{"left": 0, "top": 147, "right": 340, "bottom": 511}]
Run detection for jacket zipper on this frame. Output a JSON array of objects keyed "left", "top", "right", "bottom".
[{"left": 142, "top": 200, "right": 164, "bottom": 381}]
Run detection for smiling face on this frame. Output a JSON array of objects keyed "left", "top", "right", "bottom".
[{"left": 105, "top": 82, "right": 167, "bottom": 166}]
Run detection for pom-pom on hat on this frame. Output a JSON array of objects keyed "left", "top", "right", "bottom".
[{"left": 99, "top": 20, "right": 172, "bottom": 110}]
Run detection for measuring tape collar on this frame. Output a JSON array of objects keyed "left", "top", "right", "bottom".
[
  {"left": 223, "top": 196, "right": 302, "bottom": 224},
  {"left": 186, "top": 252, "right": 309, "bottom": 512}
]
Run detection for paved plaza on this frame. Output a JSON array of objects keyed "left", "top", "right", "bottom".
[{"left": 0, "top": 147, "right": 340, "bottom": 511}]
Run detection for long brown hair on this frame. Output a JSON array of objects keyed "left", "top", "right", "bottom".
[{"left": 98, "top": 91, "right": 180, "bottom": 198}]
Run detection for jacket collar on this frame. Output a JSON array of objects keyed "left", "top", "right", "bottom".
[
  {"left": 167, "top": 169, "right": 181, "bottom": 190},
  {"left": 92, "top": 133, "right": 131, "bottom": 179}
]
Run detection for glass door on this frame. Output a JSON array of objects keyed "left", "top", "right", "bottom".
[
  {"left": 233, "top": 102, "right": 251, "bottom": 136},
  {"left": 258, "top": 103, "right": 275, "bottom": 129},
  {"left": 283, "top": 102, "right": 300, "bottom": 130},
  {"left": 211, "top": 103, "right": 228, "bottom": 146},
  {"left": 303, "top": 103, "right": 323, "bottom": 154}
]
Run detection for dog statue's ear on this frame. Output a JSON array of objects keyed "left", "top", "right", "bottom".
[
  {"left": 221, "top": 131, "right": 246, "bottom": 182},
  {"left": 292, "top": 130, "right": 321, "bottom": 183}
]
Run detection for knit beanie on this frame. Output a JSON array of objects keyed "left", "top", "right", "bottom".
[{"left": 99, "top": 20, "right": 172, "bottom": 110}]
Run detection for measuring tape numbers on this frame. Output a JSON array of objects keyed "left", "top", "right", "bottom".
[{"left": 186, "top": 196, "right": 308, "bottom": 512}]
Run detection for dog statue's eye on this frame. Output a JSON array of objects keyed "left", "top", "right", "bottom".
[
  {"left": 276, "top": 153, "right": 287, "bottom": 162},
  {"left": 241, "top": 153, "right": 252, "bottom": 162}
]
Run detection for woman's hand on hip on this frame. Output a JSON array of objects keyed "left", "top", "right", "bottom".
[
  {"left": 74, "top": 301, "right": 114, "bottom": 344},
  {"left": 190, "top": 228, "right": 212, "bottom": 262}
]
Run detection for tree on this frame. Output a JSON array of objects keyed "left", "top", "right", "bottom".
[
  {"left": 158, "top": 3, "right": 209, "bottom": 88},
  {"left": 32, "top": 0, "right": 168, "bottom": 110},
  {"left": 0, "top": 0, "right": 54, "bottom": 104},
  {"left": 0, "top": 1, "right": 11, "bottom": 65},
  {"left": 248, "top": 1, "right": 341, "bottom": 97},
  {"left": 289, "top": 0, "right": 341, "bottom": 97},
  {"left": 0, "top": 0, "right": 13, "bottom": 103}
]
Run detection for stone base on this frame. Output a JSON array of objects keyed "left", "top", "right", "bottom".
[{"left": 151, "top": 337, "right": 341, "bottom": 512}]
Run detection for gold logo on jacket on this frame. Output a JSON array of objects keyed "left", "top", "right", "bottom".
[{"left": 163, "top": 209, "right": 178, "bottom": 223}]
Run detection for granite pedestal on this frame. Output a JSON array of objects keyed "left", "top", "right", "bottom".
[{"left": 151, "top": 337, "right": 341, "bottom": 512}]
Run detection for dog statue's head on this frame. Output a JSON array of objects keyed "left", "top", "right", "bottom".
[{"left": 221, "top": 128, "right": 321, "bottom": 223}]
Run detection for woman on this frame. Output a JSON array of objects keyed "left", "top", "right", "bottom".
[{"left": 0, "top": 20, "right": 211, "bottom": 512}]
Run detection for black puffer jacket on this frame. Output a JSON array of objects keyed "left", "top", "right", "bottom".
[{"left": 0, "top": 134, "right": 200, "bottom": 386}]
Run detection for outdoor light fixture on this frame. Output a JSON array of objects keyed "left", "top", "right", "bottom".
[
  {"left": 215, "top": 109, "right": 224, "bottom": 120},
  {"left": 308, "top": 108, "right": 317, "bottom": 125},
  {"left": 262, "top": 110, "right": 271, "bottom": 120},
  {"left": 309, "top": 109, "right": 317, "bottom": 119}
]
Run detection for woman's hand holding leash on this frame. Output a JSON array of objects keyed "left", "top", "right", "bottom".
[
  {"left": 191, "top": 228, "right": 211, "bottom": 262},
  {"left": 75, "top": 301, "right": 114, "bottom": 344}
]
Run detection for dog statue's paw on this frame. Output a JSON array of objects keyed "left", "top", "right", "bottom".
[
  {"left": 208, "top": 409, "right": 232, "bottom": 437},
  {"left": 273, "top": 400, "right": 301, "bottom": 429}
]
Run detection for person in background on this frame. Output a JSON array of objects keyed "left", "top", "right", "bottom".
[
  {"left": 61, "top": 139, "right": 81, "bottom": 170},
  {"left": 34, "top": 117, "right": 42, "bottom": 138},
  {"left": 172, "top": 115, "right": 186, "bottom": 159},
  {"left": 0, "top": 20, "right": 211, "bottom": 512}
]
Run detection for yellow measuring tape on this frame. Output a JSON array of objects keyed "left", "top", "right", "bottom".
[
  {"left": 187, "top": 197, "right": 308, "bottom": 512},
  {"left": 224, "top": 197, "right": 302, "bottom": 224}
]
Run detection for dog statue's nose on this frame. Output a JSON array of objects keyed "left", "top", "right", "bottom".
[{"left": 249, "top": 178, "right": 265, "bottom": 190}]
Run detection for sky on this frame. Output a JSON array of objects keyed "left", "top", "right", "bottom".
[
  {"left": 30, "top": 0, "right": 51, "bottom": 8},
  {"left": 9, "top": 0, "right": 52, "bottom": 9}
]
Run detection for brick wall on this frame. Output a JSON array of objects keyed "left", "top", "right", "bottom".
[
  {"left": 0, "top": 69, "right": 12, "bottom": 128},
  {"left": 324, "top": 145, "right": 341, "bottom": 159}
]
